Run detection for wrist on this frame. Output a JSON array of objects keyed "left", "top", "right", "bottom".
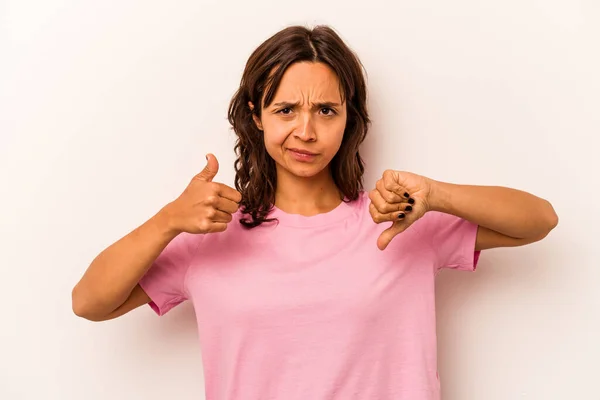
[
  {"left": 152, "top": 203, "right": 182, "bottom": 239},
  {"left": 428, "top": 179, "right": 453, "bottom": 213}
]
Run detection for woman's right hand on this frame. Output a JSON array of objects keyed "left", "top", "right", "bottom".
[{"left": 160, "top": 153, "right": 242, "bottom": 235}]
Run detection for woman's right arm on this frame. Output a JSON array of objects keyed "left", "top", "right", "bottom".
[
  {"left": 71, "top": 154, "right": 241, "bottom": 322},
  {"left": 71, "top": 209, "right": 179, "bottom": 321}
]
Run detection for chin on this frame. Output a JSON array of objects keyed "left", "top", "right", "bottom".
[
  {"left": 271, "top": 151, "right": 331, "bottom": 179},
  {"left": 285, "top": 163, "right": 329, "bottom": 179},
  {"left": 294, "top": 170, "right": 320, "bottom": 178}
]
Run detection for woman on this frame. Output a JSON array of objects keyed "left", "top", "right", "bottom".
[{"left": 72, "top": 25, "right": 558, "bottom": 400}]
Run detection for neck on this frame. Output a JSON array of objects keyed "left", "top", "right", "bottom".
[{"left": 274, "top": 167, "right": 342, "bottom": 216}]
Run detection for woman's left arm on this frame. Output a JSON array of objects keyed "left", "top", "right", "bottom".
[{"left": 428, "top": 181, "right": 559, "bottom": 250}]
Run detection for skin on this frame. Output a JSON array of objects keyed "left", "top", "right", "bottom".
[
  {"left": 251, "top": 61, "right": 558, "bottom": 250},
  {"left": 249, "top": 61, "right": 348, "bottom": 216},
  {"left": 368, "top": 170, "right": 558, "bottom": 251},
  {"left": 71, "top": 61, "right": 558, "bottom": 322}
]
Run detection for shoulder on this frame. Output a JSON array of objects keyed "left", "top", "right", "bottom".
[{"left": 354, "top": 190, "right": 371, "bottom": 210}]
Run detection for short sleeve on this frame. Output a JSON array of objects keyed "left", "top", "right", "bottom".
[
  {"left": 419, "top": 211, "right": 481, "bottom": 272},
  {"left": 138, "top": 232, "right": 200, "bottom": 316}
]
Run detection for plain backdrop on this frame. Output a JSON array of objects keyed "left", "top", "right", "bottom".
[{"left": 1, "top": 1, "right": 599, "bottom": 399}]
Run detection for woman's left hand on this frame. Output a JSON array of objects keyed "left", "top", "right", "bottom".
[{"left": 369, "top": 170, "right": 434, "bottom": 250}]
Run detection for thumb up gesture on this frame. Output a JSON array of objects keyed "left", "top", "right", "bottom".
[{"left": 162, "top": 154, "right": 242, "bottom": 234}]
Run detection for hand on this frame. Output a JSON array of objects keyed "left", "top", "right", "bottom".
[
  {"left": 160, "top": 154, "right": 242, "bottom": 234},
  {"left": 369, "top": 170, "right": 433, "bottom": 250}
]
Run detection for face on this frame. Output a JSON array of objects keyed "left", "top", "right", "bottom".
[{"left": 251, "top": 62, "right": 348, "bottom": 180}]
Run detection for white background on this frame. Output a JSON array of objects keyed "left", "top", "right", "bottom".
[{"left": 1, "top": 1, "right": 599, "bottom": 399}]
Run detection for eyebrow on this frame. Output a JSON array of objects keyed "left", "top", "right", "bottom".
[{"left": 271, "top": 101, "right": 342, "bottom": 109}]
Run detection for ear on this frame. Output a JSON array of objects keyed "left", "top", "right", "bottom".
[{"left": 248, "top": 101, "right": 263, "bottom": 131}]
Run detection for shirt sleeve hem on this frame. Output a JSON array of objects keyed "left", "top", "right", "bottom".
[{"left": 138, "top": 278, "right": 184, "bottom": 316}]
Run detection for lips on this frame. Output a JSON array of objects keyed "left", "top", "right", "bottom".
[
  {"left": 288, "top": 148, "right": 317, "bottom": 156},
  {"left": 287, "top": 148, "right": 318, "bottom": 162}
]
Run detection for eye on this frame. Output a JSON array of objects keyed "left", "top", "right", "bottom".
[
  {"left": 320, "top": 107, "right": 336, "bottom": 116},
  {"left": 278, "top": 108, "right": 292, "bottom": 115}
]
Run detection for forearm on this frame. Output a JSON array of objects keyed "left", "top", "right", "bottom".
[
  {"left": 72, "top": 207, "right": 179, "bottom": 318},
  {"left": 428, "top": 180, "right": 558, "bottom": 239}
]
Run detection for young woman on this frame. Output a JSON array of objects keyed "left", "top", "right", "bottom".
[{"left": 72, "top": 25, "right": 558, "bottom": 400}]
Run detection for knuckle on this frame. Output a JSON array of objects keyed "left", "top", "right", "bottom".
[
  {"left": 369, "top": 203, "right": 377, "bottom": 214},
  {"left": 216, "top": 223, "right": 227, "bottom": 232},
  {"left": 204, "top": 194, "right": 218, "bottom": 206},
  {"left": 209, "top": 182, "right": 220, "bottom": 192},
  {"left": 206, "top": 208, "right": 216, "bottom": 219},
  {"left": 198, "top": 219, "right": 211, "bottom": 232},
  {"left": 372, "top": 202, "right": 384, "bottom": 214}
]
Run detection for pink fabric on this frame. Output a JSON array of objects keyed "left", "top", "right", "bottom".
[{"left": 139, "top": 191, "right": 480, "bottom": 400}]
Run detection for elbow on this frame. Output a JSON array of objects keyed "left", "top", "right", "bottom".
[
  {"left": 71, "top": 286, "right": 92, "bottom": 320},
  {"left": 71, "top": 285, "right": 105, "bottom": 322},
  {"left": 533, "top": 200, "right": 558, "bottom": 241},
  {"left": 522, "top": 200, "right": 558, "bottom": 244},
  {"left": 545, "top": 200, "right": 559, "bottom": 232}
]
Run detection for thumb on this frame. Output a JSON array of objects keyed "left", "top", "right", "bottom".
[
  {"left": 377, "top": 222, "right": 404, "bottom": 251},
  {"left": 195, "top": 153, "right": 219, "bottom": 182}
]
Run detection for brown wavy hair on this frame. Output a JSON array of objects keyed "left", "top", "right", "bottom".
[{"left": 227, "top": 25, "right": 370, "bottom": 228}]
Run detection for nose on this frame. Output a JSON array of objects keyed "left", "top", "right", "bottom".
[{"left": 293, "top": 112, "right": 316, "bottom": 142}]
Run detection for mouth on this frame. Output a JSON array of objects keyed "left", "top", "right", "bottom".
[
  {"left": 288, "top": 148, "right": 318, "bottom": 156},
  {"left": 287, "top": 148, "right": 318, "bottom": 162}
]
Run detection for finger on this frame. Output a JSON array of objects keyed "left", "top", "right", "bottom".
[
  {"left": 215, "top": 196, "right": 240, "bottom": 214},
  {"left": 369, "top": 202, "right": 413, "bottom": 223},
  {"left": 382, "top": 170, "right": 413, "bottom": 199},
  {"left": 195, "top": 153, "right": 219, "bottom": 182},
  {"left": 369, "top": 189, "right": 413, "bottom": 215},
  {"left": 206, "top": 222, "right": 228, "bottom": 233},
  {"left": 375, "top": 179, "right": 408, "bottom": 204},
  {"left": 214, "top": 183, "right": 243, "bottom": 204},
  {"left": 210, "top": 209, "right": 234, "bottom": 223}
]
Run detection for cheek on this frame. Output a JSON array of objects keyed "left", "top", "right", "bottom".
[
  {"left": 262, "top": 130, "right": 285, "bottom": 151},
  {"left": 322, "top": 120, "right": 347, "bottom": 153},
  {"left": 261, "top": 126, "right": 288, "bottom": 161},
  {"left": 261, "top": 118, "right": 287, "bottom": 145}
]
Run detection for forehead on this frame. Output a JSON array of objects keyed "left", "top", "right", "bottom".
[{"left": 269, "top": 62, "right": 343, "bottom": 103}]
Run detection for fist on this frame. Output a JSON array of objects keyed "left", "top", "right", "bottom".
[
  {"left": 369, "top": 170, "right": 433, "bottom": 250},
  {"left": 162, "top": 154, "right": 242, "bottom": 234}
]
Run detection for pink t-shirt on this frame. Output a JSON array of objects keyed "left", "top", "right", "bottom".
[{"left": 139, "top": 191, "right": 480, "bottom": 400}]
